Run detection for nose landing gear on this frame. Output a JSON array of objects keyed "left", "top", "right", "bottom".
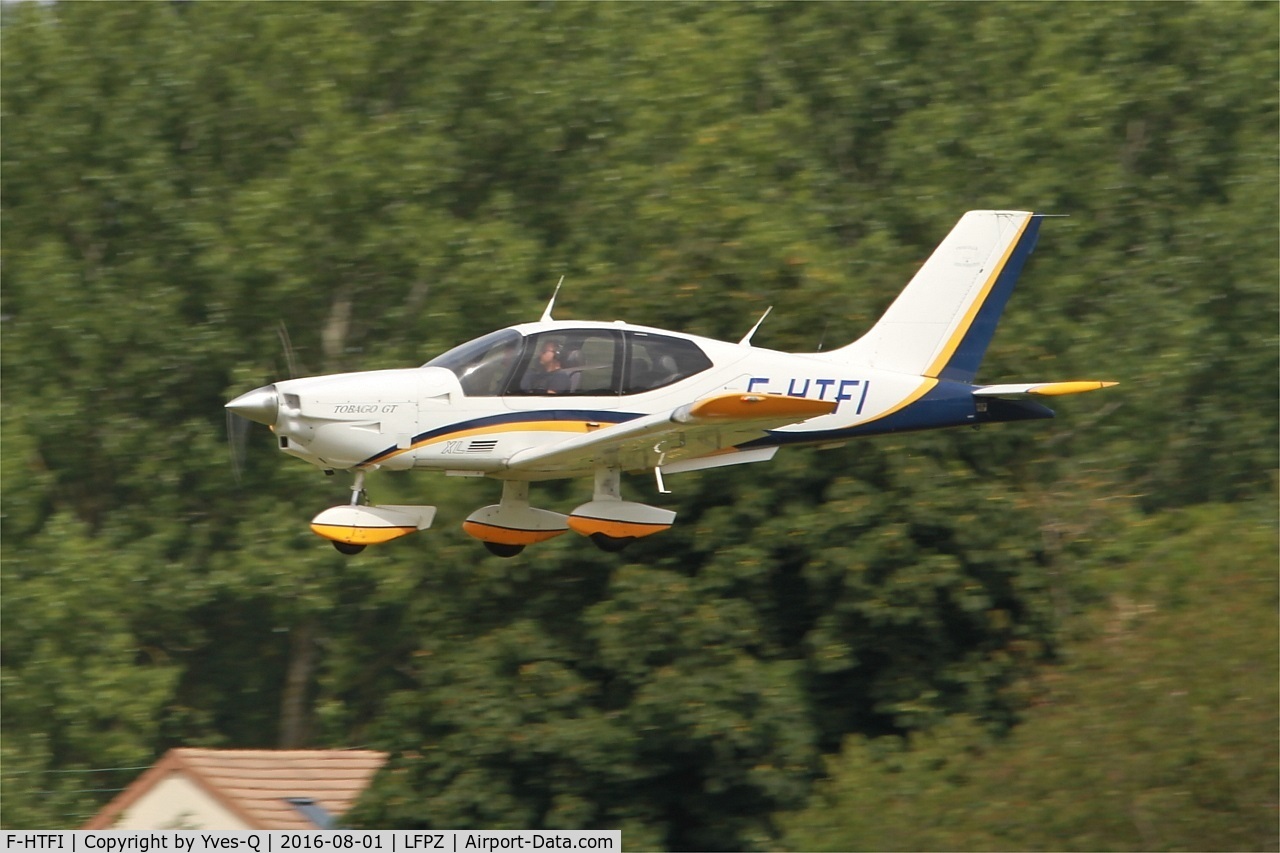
[{"left": 310, "top": 468, "right": 437, "bottom": 555}]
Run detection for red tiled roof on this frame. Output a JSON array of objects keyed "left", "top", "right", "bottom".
[{"left": 83, "top": 748, "right": 388, "bottom": 830}]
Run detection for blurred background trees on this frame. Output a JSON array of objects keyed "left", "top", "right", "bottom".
[{"left": 2, "top": 2, "right": 1275, "bottom": 848}]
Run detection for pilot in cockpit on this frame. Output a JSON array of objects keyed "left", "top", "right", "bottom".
[{"left": 524, "top": 339, "right": 572, "bottom": 394}]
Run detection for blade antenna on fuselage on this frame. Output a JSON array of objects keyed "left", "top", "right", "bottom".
[
  {"left": 541, "top": 276, "right": 565, "bottom": 322},
  {"left": 738, "top": 306, "right": 773, "bottom": 346}
]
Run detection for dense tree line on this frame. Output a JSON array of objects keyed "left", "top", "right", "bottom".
[
  {"left": 2, "top": 2, "right": 1275, "bottom": 847},
  {"left": 779, "top": 500, "right": 1278, "bottom": 851}
]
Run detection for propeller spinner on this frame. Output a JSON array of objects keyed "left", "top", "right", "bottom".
[{"left": 225, "top": 384, "right": 279, "bottom": 426}]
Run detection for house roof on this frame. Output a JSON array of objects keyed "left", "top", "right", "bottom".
[{"left": 82, "top": 748, "right": 388, "bottom": 830}]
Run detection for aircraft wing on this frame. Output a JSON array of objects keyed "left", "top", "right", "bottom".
[{"left": 504, "top": 392, "right": 837, "bottom": 477}]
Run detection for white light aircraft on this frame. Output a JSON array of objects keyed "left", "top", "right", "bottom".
[{"left": 227, "top": 210, "right": 1116, "bottom": 556}]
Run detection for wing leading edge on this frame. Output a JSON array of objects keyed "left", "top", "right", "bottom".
[{"left": 504, "top": 392, "right": 836, "bottom": 477}]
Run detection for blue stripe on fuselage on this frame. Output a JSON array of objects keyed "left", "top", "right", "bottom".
[
  {"left": 740, "top": 381, "right": 1054, "bottom": 449},
  {"left": 358, "top": 409, "right": 643, "bottom": 468}
]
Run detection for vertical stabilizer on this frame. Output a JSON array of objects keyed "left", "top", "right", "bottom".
[{"left": 826, "top": 210, "right": 1042, "bottom": 382}]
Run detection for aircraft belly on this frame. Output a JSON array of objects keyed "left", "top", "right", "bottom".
[{"left": 506, "top": 426, "right": 736, "bottom": 478}]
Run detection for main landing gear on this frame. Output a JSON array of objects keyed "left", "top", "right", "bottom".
[
  {"left": 564, "top": 470, "right": 642, "bottom": 552},
  {"left": 565, "top": 468, "right": 675, "bottom": 554},
  {"left": 463, "top": 480, "right": 570, "bottom": 558},
  {"left": 462, "top": 469, "right": 676, "bottom": 557}
]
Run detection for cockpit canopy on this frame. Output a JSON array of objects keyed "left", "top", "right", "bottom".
[{"left": 424, "top": 327, "right": 713, "bottom": 397}]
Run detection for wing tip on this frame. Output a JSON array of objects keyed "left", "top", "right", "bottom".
[{"left": 1032, "top": 380, "right": 1119, "bottom": 396}]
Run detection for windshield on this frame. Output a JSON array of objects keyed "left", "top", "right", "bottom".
[{"left": 423, "top": 329, "right": 522, "bottom": 396}]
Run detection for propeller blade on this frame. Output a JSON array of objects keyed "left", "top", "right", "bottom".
[
  {"left": 226, "top": 408, "right": 251, "bottom": 484},
  {"left": 278, "top": 321, "right": 299, "bottom": 379}
]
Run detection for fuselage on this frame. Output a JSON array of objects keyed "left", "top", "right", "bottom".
[{"left": 256, "top": 318, "right": 1051, "bottom": 479}]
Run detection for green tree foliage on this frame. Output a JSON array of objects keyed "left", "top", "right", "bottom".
[
  {"left": 2, "top": 1, "right": 1275, "bottom": 845},
  {"left": 779, "top": 501, "right": 1279, "bottom": 852}
]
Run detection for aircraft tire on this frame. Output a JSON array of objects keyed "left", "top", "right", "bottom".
[
  {"left": 484, "top": 542, "right": 525, "bottom": 558},
  {"left": 589, "top": 533, "right": 634, "bottom": 553},
  {"left": 332, "top": 541, "right": 366, "bottom": 555}
]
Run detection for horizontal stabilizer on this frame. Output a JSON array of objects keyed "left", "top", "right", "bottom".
[{"left": 974, "top": 381, "right": 1118, "bottom": 398}]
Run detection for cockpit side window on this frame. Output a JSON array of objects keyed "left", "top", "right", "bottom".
[
  {"left": 425, "top": 328, "right": 710, "bottom": 398},
  {"left": 506, "top": 330, "right": 622, "bottom": 396},
  {"left": 622, "top": 332, "right": 713, "bottom": 394},
  {"left": 423, "top": 329, "right": 521, "bottom": 396}
]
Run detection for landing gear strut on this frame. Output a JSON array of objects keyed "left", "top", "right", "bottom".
[
  {"left": 349, "top": 470, "right": 367, "bottom": 506},
  {"left": 331, "top": 470, "right": 370, "bottom": 554}
]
